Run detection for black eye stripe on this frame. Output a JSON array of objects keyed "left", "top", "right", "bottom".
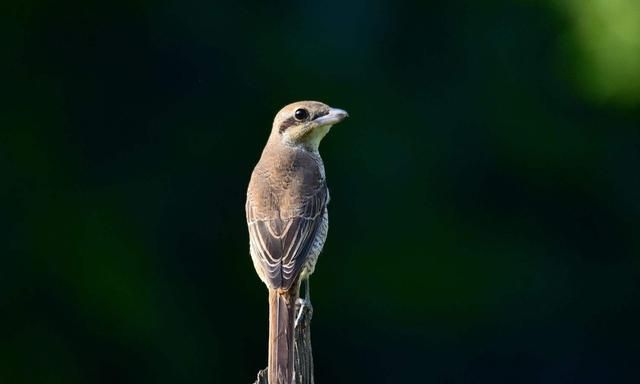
[
  {"left": 313, "top": 110, "right": 330, "bottom": 120},
  {"left": 279, "top": 117, "right": 298, "bottom": 133},
  {"left": 278, "top": 109, "right": 331, "bottom": 133}
]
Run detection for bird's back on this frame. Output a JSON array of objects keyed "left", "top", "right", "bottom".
[{"left": 246, "top": 144, "right": 329, "bottom": 290}]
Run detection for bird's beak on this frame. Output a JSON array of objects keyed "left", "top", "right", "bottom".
[{"left": 315, "top": 108, "right": 349, "bottom": 126}]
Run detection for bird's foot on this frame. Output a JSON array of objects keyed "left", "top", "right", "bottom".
[{"left": 295, "top": 297, "right": 313, "bottom": 328}]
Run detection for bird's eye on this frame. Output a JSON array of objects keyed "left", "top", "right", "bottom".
[{"left": 294, "top": 108, "right": 309, "bottom": 121}]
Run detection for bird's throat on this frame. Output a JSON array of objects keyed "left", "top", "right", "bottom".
[{"left": 303, "top": 125, "right": 332, "bottom": 152}]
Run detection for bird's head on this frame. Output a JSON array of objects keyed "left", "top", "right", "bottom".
[{"left": 271, "top": 101, "right": 348, "bottom": 151}]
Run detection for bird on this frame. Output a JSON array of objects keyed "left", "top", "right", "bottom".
[{"left": 246, "top": 101, "right": 348, "bottom": 384}]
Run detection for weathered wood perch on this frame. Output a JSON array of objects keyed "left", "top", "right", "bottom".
[{"left": 252, "top": 297, "right": 314, "bottom": 384}]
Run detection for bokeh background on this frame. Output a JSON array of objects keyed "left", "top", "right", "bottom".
[{"left": 3, "top": 0, "right": 640, "bottom": 383}]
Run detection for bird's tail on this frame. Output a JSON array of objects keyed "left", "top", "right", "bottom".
[{"left": 268, "top": 287, "right": 298, "bottom": 384}]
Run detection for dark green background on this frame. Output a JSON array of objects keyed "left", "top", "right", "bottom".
[{"left": 3, "top": 0, "right": 639, "bottom": 383}]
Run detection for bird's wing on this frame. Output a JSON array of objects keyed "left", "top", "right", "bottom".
[{"left": 246, "top": 177, "right": 328, "bottom": 291}]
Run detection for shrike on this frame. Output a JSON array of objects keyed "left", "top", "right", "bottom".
[{"left": 246, "top": 101, "right": 348, "bottom": 384}]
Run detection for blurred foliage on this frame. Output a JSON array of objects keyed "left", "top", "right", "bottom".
[
  {"left": 2, "top": 0, "right": 639, "bottom": 383},
  {"left": 559, "top": 0, "right": 640, "bottom": 105}
]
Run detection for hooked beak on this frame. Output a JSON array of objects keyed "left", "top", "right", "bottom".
[{"left": 315, "top": 108, "right": 349, "bottom": 126}]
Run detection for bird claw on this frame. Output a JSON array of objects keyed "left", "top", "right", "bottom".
[{"left": 295, "top": 298, "right": 313, "bottom": 327}]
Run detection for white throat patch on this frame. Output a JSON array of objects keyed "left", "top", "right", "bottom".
[{"left": 305, "top": 125, "right": 332, "bottom": 151}]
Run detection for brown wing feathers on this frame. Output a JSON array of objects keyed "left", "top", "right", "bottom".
[
  {"left": 247, "top": 181, "right": 327, "bottom": 290},
  {"left": 246, "top": 151, "right": 327, "bottom": 291}
]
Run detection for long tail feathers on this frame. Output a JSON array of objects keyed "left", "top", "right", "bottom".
[{"left": 268, "top": 288, "right": 298, "bottom": 384}]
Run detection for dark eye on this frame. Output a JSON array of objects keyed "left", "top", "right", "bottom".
[{"left": 294, "top": 108, "right": 309, "bottom": 121}]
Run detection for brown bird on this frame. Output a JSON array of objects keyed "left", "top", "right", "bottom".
[{"left": 246, "top": 101, "right": 348, "bottom": 384}]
